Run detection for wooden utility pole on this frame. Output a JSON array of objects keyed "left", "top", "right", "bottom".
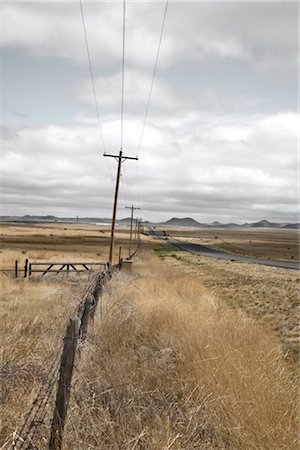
[
  {"left": 134, "top": 218, "right": 138, "bottom": 240},
  {"left": 125, "top": 205, "right": 140, "bottom": 257},
  {"left": 138, "top": 220, "right": 142, "bottom": 240},
  {"left": 104, "top": 150, "right": 138, "bottom": 265}
]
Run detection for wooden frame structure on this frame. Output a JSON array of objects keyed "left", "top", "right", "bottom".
[{"left": 26, "top": 261, "right": 107, "bottom": 277}]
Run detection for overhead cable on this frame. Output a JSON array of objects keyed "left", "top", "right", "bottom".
[
  {"left": 120, "top": 0, "right": 126, "bottom": 150},
  {"left": 79, "top": 0, "right": 106, "bottom": 153},
  {"left": 137, "top": 0, "right": 169, "bottom": 155}
]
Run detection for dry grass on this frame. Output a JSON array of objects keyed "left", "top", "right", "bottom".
[
  {"left": 63, "top": 253, "right": 298, "bottom": 449},
  {"left": 0, "top": 223, "right": 132, "bottom": 264},
  {"left": 154, "top": 244, "right": 300, "bottom": 367},
  {"left": 0, "top": 252, "right": 98, "bottom": 446},
  {"left": 156, "top": 226, "right": 299, "bottom": 261},
  {"left": 0, "top": 224, "right": 298, "bottom": 449},
  {"left": 0, "top": 223, "right": 133, "bottom": 447}
]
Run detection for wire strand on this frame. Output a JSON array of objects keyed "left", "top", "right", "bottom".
[
  {"left": 120, "top": 0, "right": 126, "bottom": 150},
  {"left": 79, "top": 0, "right": 106, "bottom": 154},
  {"left": 137, "top": 0, "right": 169, "bottom": 156}
]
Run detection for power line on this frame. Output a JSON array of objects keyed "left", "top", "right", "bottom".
[
  {"left": 120, "top": 0, "right": 126, "bottom": 150},
  {"left": 137, "top": 0, "right": 169, "bottom": 156},
  {"left": 79, "top": 0, "right": 106, "bottom": 153}
]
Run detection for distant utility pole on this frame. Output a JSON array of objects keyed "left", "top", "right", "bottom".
[
  {"left": 138, "top": 219, "right": 142, "bottom": 240},
  {"left": 134, "top": 217, "right": 138, "bottom": 240},
  {"left": 125, "top": 205, "right": 140, "bottom": 257},
  {"left": 104, "top": 150, "right": 138, "bottom": 265}
]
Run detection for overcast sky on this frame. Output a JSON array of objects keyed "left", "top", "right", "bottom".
[{"left": 1, "top": 0, "right": 298, "bottom": 223}]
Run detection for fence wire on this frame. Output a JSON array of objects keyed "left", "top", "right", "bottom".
[
  {"left": 11, "top": 255, "right": 136, "bottom": 450},
  {"left": 12, "top": 347, "right": 62, "bottom": 450}
]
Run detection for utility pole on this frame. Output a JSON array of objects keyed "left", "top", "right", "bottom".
[
  {"left": 104, "top": 150, "right": 138, "bottom": 265},
  {"left": 134, "top": 217, "right": 138, "bottom": 241},
  {"left": 125, "top": 205, "right": 140, "bottom": 257},
  {"left": 138, "top": 219, "right": 142, "bottom": 240}
]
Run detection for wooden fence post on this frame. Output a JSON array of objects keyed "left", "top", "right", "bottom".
[
  {"left": 49, "top": 317, "right": 80, "bottom": 450},
  {"left": 15, "top": 260, "right": 18, "bottom": 278},
  {"left": 80, "top": 296, "right": 94, "bottom": 341},
  {"left": 24, "top": 259, "right": 28, "bottom": 278},
  {"left": 90, "top": 284, "right": 103, "bottom": 320}
]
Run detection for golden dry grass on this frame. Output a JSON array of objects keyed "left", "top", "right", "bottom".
[
  {"left": 63, "top": 253, "right": 298, "bottom": 449},
  {"left": 0, "top": 223, "right": 134, "bottom": 277},
  {"left": 0, "top": 224, "right": 299, "bottom": 449},
  {"left": 0, "top": 271, "right": 89, "bottom": 445},
  {"left": 155, "top": 226, "right": 299, "bottom": 261},
  {"left": 153, "top": 243, "right": 300, "bottom": 367}
]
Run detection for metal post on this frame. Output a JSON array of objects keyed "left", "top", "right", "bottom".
[{"left": 15, "top": 260, "right": 18, "bottom": 278}]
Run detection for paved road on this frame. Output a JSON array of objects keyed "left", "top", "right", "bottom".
[{"left": 149, "top": 227, "right": 299, "bottom": 271}]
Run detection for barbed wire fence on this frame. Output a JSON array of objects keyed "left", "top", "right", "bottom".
[{"left": 11, "top": 243, "right": 140, "bottom": 450}]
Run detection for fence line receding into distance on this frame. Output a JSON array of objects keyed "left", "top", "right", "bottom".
[{"left": 12, "top": 243, "right": 140, "bottom": 450}]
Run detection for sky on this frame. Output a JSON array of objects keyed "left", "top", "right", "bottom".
[{"left": 1, "top": 0, "right": 299, "bottom": 223}]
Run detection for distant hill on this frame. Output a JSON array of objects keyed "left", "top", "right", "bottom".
[
  {"left": 0, "top": 215, "right": 298, "bottom": 230},
  {"left": 118, "top": 217, "right": 132, "bottom": 225},
  {"left": 162, "top": 217, "right": 203, "bottom": 227},
  {"left": 282, "top": 223, "right": 300, "bottom": 230},
  {"left": 248, "top": 219, "right": 279, "bottom": 228}
]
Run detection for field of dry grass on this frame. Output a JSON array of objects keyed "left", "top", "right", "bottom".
[
  {"left": 0, "top": 223, "right": 132, "bottom": 447},
  {"left": 63, "top": 254, "right": 298, "bottom": 449},
  {"left": 0, "top": 263, "right": 87, "bottom": 445},
  {"left": 152, "top": 241, "right": 300, "bottom": 367},
  {"left": 0, "top": 223, "right": 132, "bottom": 269},
  {"left": 0, "top": 223, "right": 299, "bottom": 449},
  {"left": 155, "top": 226, "right": 299, "bottom": 261}
]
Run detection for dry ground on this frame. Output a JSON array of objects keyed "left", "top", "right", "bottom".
[
  {"left": 65, "top": 253, "right": 298, "bottom": 449},
  {"left": 0, "top": 223, "right": 133, "bottom": 273},
  {"left": 155, "top": 226, "right": 299, "bottom": 261},
  {"left": 151, "top": 239, "right": 300, "bottom": 366},
  {"left": 0, "top": 224, "right": 299, "bottom": 449}
]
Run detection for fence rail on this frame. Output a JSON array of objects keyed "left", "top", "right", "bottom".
[
  {"left": 0, "top": 259, "right": 108, "bottom": 278},
  {"left": 28, "top": 261, "right": 108, "bottom": 276}
]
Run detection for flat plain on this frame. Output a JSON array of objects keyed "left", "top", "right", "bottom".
[
  {"left": 155, "top": 226, "right": 299, "bottom": 261},
  {"left": 152, "top": 226, "right": 299, "bottom": 365},
  {"left": 0, "top": 223, "right": 299, "bottom": 449}
]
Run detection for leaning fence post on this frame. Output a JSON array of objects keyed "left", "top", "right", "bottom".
[
  {"left": 90, "top": 283, "right": 103, "bottom": 321},
  {"left": 15, "top": 260, "right": 18, "bottom": 278},
  {"left": 49, "top": 317, "right": 80, "bottom": 450},
  {"left": 80, "top": 296, "right": 94, "bottom": 341},
  {"left": 24, "top": 259, "right": 28, "bottom": 278}
]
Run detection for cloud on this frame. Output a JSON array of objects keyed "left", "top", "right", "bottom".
[
  {"left": 1, "top": 1, "right": 297, "bottom": 222},
  {"left": 74, "top": 69, "right": 191, "bottom": 115},
  {"left": 1, "top": 2, "right": 297, "bottom": 74},
  {"left": 1, "top": 110, "right": 298, "bottom": 222}
]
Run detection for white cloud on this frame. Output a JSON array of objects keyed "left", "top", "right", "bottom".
[
  {"left": 74, "top": 69, "right": 190, "bottom": 115},
  {"left": 1, "top": 110, "right": 298, "bottom": 222},
  {"left": 1, "top": 2, "right": 297, "bottom": 74},
  {"left": 1, "top": 1, "right": 297, "bottom": 222}
]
